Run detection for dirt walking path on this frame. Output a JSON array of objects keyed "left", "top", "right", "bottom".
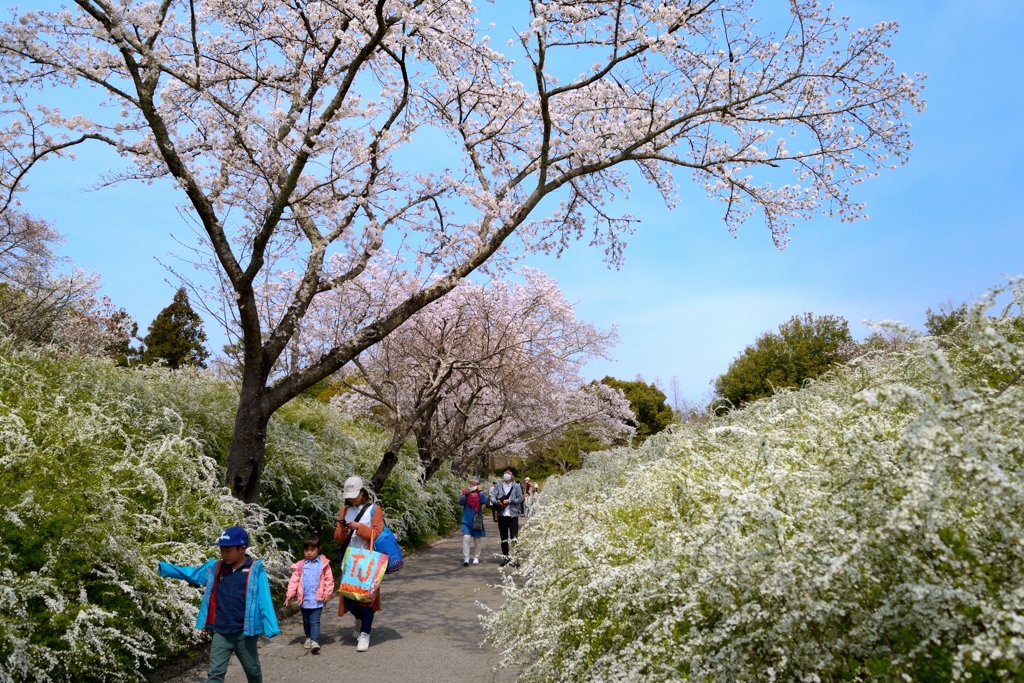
[{"left": 165, "top": 530, "right": 519, "bottom": 683}]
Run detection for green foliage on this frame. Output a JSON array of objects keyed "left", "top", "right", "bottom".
[
  {"left": 713, "top": 312, "right": 851, "bottom": 408},
  {"left": 599, "top": 376, "right": 674, "bottom": 442},
  {"left": 0, "top": 342, "right": 459, "bottom": 682},
  {"left": 525, "top": 426, "right": 609, "bottom": 478},
  {"left": 925, "top": 299, "right": 969, "bottom": 338},
  {"left": 140, "top": 288, "right": 209, "bottom": 369}
]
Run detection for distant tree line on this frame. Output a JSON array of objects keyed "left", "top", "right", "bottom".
[
  {"left": 712, "top": 303, "right": 972, "bottom": 411},
  {"left": 0, "top": 218, "right": 210, "bottom": 369}
]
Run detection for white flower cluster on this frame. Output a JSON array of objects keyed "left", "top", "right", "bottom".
[
  {"left": 0, "top": 343, "right": 461, "bottom": 681},
  {"left": 0, "top": 350, "right": 258, "bottom": 682},
  {"left": 487, "top": 282, "right": 1024, "bottom": 682}
]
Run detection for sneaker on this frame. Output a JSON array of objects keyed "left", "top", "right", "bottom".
[
  {"left": 463, "top": 557, "right": 470, "bottom": 566},
  {"left": 310, "top": 641, "right": 320, "bottom": 654},
  {"left": 499, "top": 557, "right": 510, "bottom": 567},
  {"left": 352, "top": 625, "right": 361, "bottom": 640},
  {"left": 356, "top": 632, "right": 370, "bottom": 652},
  {"left": 472, "top": 557, "right": 479, "bottom": 565},
  {"left": 303, "top": 637, "right": 312, "bottom": 649}
]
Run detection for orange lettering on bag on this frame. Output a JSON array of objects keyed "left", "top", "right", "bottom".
[
  {"left": 356, "top": 557, "right": 377, "bottom": 583},
  {"left": 348, "top": 553, "right": 366, "bottom": 578}
]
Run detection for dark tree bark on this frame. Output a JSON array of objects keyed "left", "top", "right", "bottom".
[
  {"left": 371, "top": 418, "right": 411, "bottom": 492},
  {"left": 369, "top": 451, "right": 398, "bottom": 493},
  {"left": 225, "top": 397, "right": 269, "bottom": 503}
]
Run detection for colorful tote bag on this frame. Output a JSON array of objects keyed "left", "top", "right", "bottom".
[{"left": 338, "top": 537, "right": 388, "bottom": 603}]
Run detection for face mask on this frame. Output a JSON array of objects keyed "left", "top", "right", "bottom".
[{"left": 503, "top": 473, "right": 512, "bottom": 482}]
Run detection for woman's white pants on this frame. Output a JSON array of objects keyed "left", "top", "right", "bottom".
[{"left": 462, "top": 534, "right": 481, "bottom": 559}]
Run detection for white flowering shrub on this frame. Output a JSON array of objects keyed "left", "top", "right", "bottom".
[
  {"left": 487, "top": 283, "right": 1024, "bottom": 683},
  {"left": 0, "top": 344, "right": 458, "bottom": 681},
  {"left": 261, "top": 396, "right": 461, "bottom": 549}
]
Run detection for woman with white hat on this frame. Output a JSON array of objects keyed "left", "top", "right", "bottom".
[{"left": 333, "top": 475, "right": 384, "bottom": 652}]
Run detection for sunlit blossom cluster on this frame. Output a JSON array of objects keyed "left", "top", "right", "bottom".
[{"left": 335, "top": 268, "right": 634, "bottom": 480}]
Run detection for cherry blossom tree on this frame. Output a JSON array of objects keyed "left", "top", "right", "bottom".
[
  {"left": 0, "top": 0, "right": 923, "bottom": 502},
  {"left": 0, "top": 213, "right": 134, "bottom": 354},
  {"left": 334, "top": 268, "right": 635, "bottom": 488}
]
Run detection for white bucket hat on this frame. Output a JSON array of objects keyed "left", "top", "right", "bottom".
[{"left": 343, "top": 475, "right": 364, "bottom": 499}]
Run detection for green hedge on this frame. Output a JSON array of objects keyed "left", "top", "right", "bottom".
[{"left": 0, "top": 344, "right": 459, "bottom": 682}]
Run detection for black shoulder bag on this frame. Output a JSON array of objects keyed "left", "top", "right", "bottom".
[{"left": 334, "top": 504, "right": 370, "bottom": 566}]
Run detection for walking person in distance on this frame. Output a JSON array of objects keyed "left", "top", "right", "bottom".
[
  {"left": 522, "top": 477, "right": 535, "bottom": 517},
  {"left": 334, "top": 476, "right": 384, "bottom": 652},
  {"left": 488, "top": 479, "right": 500, "bottom": 523},
  {"left": 459, "top": 476, "right": 488, "bottom": 566},
  {"left": 492, "top": 467, "right": 523, "bottom": 567}
]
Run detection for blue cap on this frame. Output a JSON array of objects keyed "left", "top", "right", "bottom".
[{"left": 211, "top": 526, "right": 249, "bottom": 547}]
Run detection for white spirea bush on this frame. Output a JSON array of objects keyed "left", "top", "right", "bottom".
[
  {"left": 0, "top": 345, "right": 459, "bottom": 682},
  {"left": 487, "top": 283, "right": 1024, "bottom": 683}
]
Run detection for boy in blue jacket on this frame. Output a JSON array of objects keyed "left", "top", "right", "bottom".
[{"left": 159, "top": 526, "right": 279, "bottom": 683}]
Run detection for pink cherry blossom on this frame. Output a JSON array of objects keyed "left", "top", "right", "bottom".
[{"left": 0, "top": 0, "right": 923, "bottom": 500}]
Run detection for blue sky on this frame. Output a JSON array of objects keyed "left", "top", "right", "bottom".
[{"left": 17, "top": 0, "right": 1024, "bottom": 404}]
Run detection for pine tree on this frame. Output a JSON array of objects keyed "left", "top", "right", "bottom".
[{"left": 140, "top": 288, "right": 209, "bottom": 369}]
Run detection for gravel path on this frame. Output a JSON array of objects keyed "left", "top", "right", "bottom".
[{"left": 164, "top": 530, "right": 519, "bottom": 683}]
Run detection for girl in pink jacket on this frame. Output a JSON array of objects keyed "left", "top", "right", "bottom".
[{"left": 284, "top": 535, "right": 335, "bottom": 653}]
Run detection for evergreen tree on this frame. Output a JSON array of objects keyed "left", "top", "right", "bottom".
[
  {"left": 141, "top": 288, "right": 209, "bottom": 369},
  {"left": 713, "top": 313, "right": 851, "bottom": 409},
  {"left": 600, "top": 376, "right": 675, "bottom": 442}
]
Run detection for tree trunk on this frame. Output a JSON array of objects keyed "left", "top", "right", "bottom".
[
  {"left": 415, "top": 423, "right": 436, "bottom": 482},
  {"left": 422, "top": 455, "right": 445, "bottom": 483},
  {"left": 370, "top": 451, "right": 398, "bottom": 492},
  {"left": 370, "top": 427, "right": 412, "bottom": 491},
  {"left": 225, "top": 382, "right": 270, "bottom": 504}
]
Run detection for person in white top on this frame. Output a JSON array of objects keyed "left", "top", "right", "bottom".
[
  {"left": 490, "top": 467, "right": 523, "bottom": 566},
  {"left": 333, "top": 476, "right": 384, "bottom": 652},
  {"left": 523, "top": 477, "right": 538, "bottom": 516}
]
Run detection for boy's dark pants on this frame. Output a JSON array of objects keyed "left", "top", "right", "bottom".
[
  {"left": 207, "top": 632, "right": 262, "bottom": 683},
  {"left": 497, "top": 515, "right": 519, "bottom": 556},
  {"left": 300, "top": 606, "right": 322, "bottom": 642}
]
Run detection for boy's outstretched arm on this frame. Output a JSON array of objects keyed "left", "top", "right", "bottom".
[{"left": 158, "top": 560, "right": 212, "bottom": 587}]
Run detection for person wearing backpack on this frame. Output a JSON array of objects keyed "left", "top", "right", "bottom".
[
  {"left": 333, "top": 476, "right": 384, "bottom": 652},
  {"left": 458, "top": 476, "right": 488, "bottom": 566},
  {"left": 492, "top": 467, "right": 523, "bottom": 567}
]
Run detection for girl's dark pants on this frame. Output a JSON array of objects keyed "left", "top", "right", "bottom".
[
  {"left": 300, "top": 606, "right": 322, "bottom": 642},
  {"left": 344, "top": 597, "right": 374, "bottom": 634}
]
